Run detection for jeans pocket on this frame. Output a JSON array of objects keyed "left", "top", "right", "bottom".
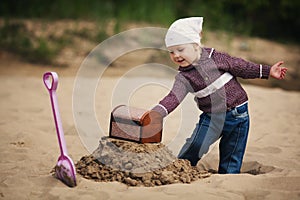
[{"left": 232, "top": 104, "right": 249, "bottom": 118}]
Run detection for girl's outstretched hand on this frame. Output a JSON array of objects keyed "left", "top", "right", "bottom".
[{"left": 270, "top": 61, "right": 287, "bottom": 80}]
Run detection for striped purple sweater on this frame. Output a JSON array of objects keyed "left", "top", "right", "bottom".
[{"left": 153, "top": 47, "right": 271, "bottom": 116}]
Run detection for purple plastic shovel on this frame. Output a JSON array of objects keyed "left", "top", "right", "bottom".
[{"left": 43, "top": 72, "right": 77, "bottom": 187}]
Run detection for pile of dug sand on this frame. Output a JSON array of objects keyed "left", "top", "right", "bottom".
[{"left": 76, "top": 137, "right": 211, "bottom": 187}]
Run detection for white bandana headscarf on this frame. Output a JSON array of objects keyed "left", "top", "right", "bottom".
[{"left": 165, "top": 17, "right": 203, "bottom": 47}]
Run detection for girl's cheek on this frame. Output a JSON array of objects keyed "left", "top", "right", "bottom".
[
  {"left": 169, "top": 54, "right": 175, "bottom": 61},
  {"left": 168, "top": 54, "right": 173, "bottom": 60}
]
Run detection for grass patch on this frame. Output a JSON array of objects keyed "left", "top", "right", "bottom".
[
  {"left": 65, "top": 25, "right": 109, "bottom": 43},
  {"left": 0, "top": 19, "right": 110, "bottom": 65},
  {"left": 0, "top": 20, "right": 70, "bottom": 64}
]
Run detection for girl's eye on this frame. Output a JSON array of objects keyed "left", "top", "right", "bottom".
[
  {"left": 169, "top": 51, "right": 174, "bottom": 54},
  {"left": 178, "top": 48, "right": 184, "bottom": 52}
]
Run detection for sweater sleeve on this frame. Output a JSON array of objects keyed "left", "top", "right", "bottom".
[
  {"left": 214, "top": 51, "right": 271, "bottom": 79},
  {"left": 152, "top": 74, "right": 189, "bottom": 117}
]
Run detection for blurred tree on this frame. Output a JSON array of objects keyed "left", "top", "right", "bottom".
[{"left": 0, "top": 0, "right": 299, "bottom": 42}]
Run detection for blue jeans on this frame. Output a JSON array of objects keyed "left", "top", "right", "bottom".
[{"left": 178, "top": 103, "right": 250, "bottom": 174}]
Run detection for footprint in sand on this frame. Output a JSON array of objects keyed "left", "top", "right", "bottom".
[
  {"left": 241, "top": 161, "right": 277, "bottom": 175},
  {"left": 198, "top": 158, "right": 278, "bottom": 175},
  {"left": 10, "top": 141, "right": 25, "bottom": 148}
]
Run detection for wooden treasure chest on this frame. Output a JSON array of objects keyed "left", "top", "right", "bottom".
[{"left": 109, "top": 105, "right": 163, "bottom": 143}]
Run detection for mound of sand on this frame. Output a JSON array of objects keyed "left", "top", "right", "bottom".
[{"left": 76, "top": 137, "right": 211, "bottom": 187}]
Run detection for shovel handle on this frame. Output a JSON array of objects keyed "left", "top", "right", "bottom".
[{"left": 43, "top": 71, "right": 68, "bottom": 156}]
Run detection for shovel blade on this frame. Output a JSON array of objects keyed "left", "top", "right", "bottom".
[{"left": 55, "top": 156, "right": 77, "bottom": 187}]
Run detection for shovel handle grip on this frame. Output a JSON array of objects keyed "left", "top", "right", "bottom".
[{"left": 43, "top": 72, "right": 58, "bottom": 91}]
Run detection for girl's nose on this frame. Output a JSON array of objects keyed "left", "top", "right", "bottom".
[{"left": 173, "top": 52, "right": 180, "bottom": 58}]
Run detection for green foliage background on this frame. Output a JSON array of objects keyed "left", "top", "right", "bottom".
[{"left": 1, "top": 0, "right": 299, "bottom": 42}]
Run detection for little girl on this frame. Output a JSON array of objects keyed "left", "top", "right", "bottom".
[{"left": 152, "top": 17, "right": 287, "bottom": 174}]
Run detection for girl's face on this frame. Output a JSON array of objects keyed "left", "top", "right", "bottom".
[{"left": 167, "top": 43, "right": 200, "bottom": 67}]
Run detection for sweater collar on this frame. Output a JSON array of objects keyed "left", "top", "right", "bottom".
[{"left": 178, "top": 64, "right": 194, "bottom": 72}]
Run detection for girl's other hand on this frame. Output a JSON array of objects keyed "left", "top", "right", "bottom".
[{"left": 270, "top": 61, "right": 287, "bottom": 80}]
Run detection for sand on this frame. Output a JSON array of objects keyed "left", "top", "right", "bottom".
[{"left": 0, "top": 51, "right": 300, "bottom": 199}]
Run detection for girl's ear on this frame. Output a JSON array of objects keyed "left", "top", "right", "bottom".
[{"left": 193, "top": 43, "right": 200, "bottom": 51}]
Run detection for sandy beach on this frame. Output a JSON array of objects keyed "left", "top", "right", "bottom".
[{"left": 0, "top": 60, "right": 299, "bottom": 199}]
